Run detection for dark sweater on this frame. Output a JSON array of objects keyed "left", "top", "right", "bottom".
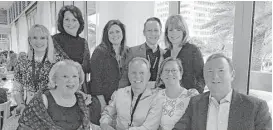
[
  {"left": 90, "top": 43, "right": 128, "bottom": 103},
  {"left": 52, "top": 33, "right": 91, "bottom": 74},
  {"left": 52, "top": 33, "right": 85, "bottom": 64},
  {"left": 163, "top": 42, "right": 205, "bottom": 93}
]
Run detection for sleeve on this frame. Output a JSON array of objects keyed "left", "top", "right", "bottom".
[
  {"left": 99, "top": 90, "right": 118, "bottom": 126},
  {"left": 12, "top": 58, "right": 24, "bottom": 94},
  {"left": 129, "top": 93, "right": 163, "bottom": 130},
  {"left": 172, "top": 97, "right": 193, "bottom": 130},
  {"left": 192, "top": 46, "right": 205, "bottom": 93},
  {"left": 119, "top": 48, "right": 133, "bottom": 88},
  {"left": 255, "top": 100, "right": 272, "bottom": 130},
  {"left": 82, "top": 40, "right": 91, "bottom": 74},
  {"left": 90, "top": 47, "right": 105, "bottom": 96},
  {"left": 0, "top": 88, "right": 7, "bottom": 103}
]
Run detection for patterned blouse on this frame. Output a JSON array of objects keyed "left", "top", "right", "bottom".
[
  {"left": 13, "top": 54, "right": 64, "bottom": 104},
  {"left": 158, "top": 88, "right": 199, "bottom": 130}
]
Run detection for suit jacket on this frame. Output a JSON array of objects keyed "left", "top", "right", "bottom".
[
  {"left": 118, "top": 43, "right": 165, "bottom": 88},
  {"left": 173, "top": 90, "right": 272, "bottom": 130}
]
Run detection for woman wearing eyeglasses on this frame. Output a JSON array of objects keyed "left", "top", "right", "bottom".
[{"left": 155, "top": 57, "right": 198, "bottom": 130}]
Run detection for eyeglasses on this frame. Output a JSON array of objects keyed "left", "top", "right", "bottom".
[{"left": 163, "top": 69, "right": 179, "bottom": 74}]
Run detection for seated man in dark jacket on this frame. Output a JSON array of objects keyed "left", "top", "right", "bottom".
[{"left": 173, "top": 53, "right": 271, "bottom": 130}]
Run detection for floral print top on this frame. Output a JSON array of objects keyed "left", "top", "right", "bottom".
[
  {"left": 13, "top": 54, "right": 64, "bottom": 104},
  {"left": 158, "top": 88, "right": 199, "bottom": 130}
]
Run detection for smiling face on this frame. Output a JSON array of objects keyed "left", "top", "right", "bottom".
[
  {"left": 29, "top": 28, "right": 48, "bottom": 53},
  {"left": 143, "top": 20, "right": 161, "bottom": 45},
  {"left": 63, "top": 11, "right": 80, "bottom": 36},
  {"left": 161, "top": 61, "right": 182, "bottom": 87},
  {"left": 204, "top": 57, "right": 234, "bottom": 96},
  {"left": 167, "top": 24, "right": 184, "bottom": 45},
  {"left": 55, "top": 65, "right": 80, "bottom": 94},
  {"left": 108, "top": 24, "right": 123, "bottom": 45},
  {"left": 128, "top": 60, "right": 150, "bottom": 93}
]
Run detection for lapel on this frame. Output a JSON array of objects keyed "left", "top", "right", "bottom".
[
  {"left": 227, "top": 90, "right": 243, "bottom": 130},
  {"left": 136, "top": 43, "right": 147, "bottom": 57},
  {"left": 158, "top": 47, "right": 165, "bottom": 71},
  {"left": 137, "top": 43, "right": 165, "bottom": 71},
  {"left": 197, "top": 92, "right": 210, "bottom": 129}
]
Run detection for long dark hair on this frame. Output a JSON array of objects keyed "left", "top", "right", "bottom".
[
  {"left": 101, "top": 20, "right": 126, "bottom": 56},
  {"left": 57, "top": 5, "right": 85, "bottom": 36}
]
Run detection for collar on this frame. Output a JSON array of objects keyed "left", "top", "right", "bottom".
[
  {"left": 209, "top": 89, "right": 233, "bottom": 104},
  {"left": 126, "top": 85, "right": 155, "bottom": 100},
  {"left": 145, "top": 42, "right": 159, "bottom": 52}
]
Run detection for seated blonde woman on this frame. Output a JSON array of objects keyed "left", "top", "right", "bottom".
[
  {"left": 100, "top": 57, "right": 163, "bottom": 130},
  {"left": 155, "top": 57, "right": 199, "bottom": 130},
  {"left": 17, "top": 60, "right": 90, "bottom": 130}
]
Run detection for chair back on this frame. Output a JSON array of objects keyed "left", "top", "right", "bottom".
[{"left": 0, "top": 101, "right": 11, "bottom": 129}]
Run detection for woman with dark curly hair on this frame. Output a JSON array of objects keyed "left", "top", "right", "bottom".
[
  {"left": 52, "top": 5, "right": 91, "bottom": 92},
  {"left": 90, "top": 20, "right": 128, "bottom": 112}
]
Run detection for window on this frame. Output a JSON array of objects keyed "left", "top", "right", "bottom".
[
  {"left": 249, "top": 1, "right": 272, "bottom": 95},
  {"left": 50, "top": 1, "right": 56, "bottom": 34},
  {"left": 155, "top": 1, "right": 169, "bottom": 48},
  {"left": 87, "top": 1, "right": 96, "bottom": 55},
  {"left": 180, "top": 1, "right": 235, "bottom": 60},
  {"left": 26, "top": 6, "right": 37, "bottom": 30}
]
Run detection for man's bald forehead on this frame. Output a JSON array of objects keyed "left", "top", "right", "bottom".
[{"left": 128, "top": 57, "right": 150, "bottom": 71}]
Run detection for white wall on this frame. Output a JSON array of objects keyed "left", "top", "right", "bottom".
[{"left": 96, "top": 1, "right": 155, "bottom": 47}]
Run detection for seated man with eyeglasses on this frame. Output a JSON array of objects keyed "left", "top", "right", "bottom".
[{"left": 100, "top": 57, "right": 163, "bottom": 130}]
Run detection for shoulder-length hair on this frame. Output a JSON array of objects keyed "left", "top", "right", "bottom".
[
  {"left": 57, "top": 5, "right": 85, "bottom": 36},
  {"left": 27, "top": 24, "right": 55, "bottom": 63},
  {"left": 101, "top": 20, "right": 127, "bottom": 56},
  {"left": 155, "top": 57, "right": 184, "bottom": 88},
  {"left": 164, "top": 14, "right": 190, "bottom": 50},
  {"left": 48, "top": 59, "right": 85, "bottom": 90}
]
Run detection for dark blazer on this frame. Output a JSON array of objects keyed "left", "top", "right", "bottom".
[
  {"left": 90, "top": 43, "right": 128, "bottom": 103},
  {"left": 173, "top": 90, "right": 272, "bottom": 130},
  {"left": 164, "top": 42, "right": 205, "bottom": 93},
  {"left": 119, "top": 43, "right": 165, "bottom": 88}
]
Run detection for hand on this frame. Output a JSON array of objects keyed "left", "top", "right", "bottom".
[
  {"left": 100, "top": 123, "right": 115, "bottom": 130},
  {"left": 84, "top": 94, "right": 92, "bottom": 105},
  {"left": 98, "top": 97, "right": 107, "bottom": 112},
  {"left": 77, "top": 91, "right": 92, "bottom": 105},
  {"left": 12, "top": 104, "right": 25, "bottom": 116}
]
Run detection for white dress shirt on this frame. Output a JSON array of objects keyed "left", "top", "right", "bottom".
[{"left": 206, "top": 90, "right": 233, "bottom": 130}]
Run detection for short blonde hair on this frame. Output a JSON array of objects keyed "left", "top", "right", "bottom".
[
  {"left": 48, "top": 59, "right": 85, "bottom": 89},
  {"left": 164, "top": 14, "right": 190, "bottom": 49},
  {"left": 27, "top": 24, "right": 55, "bottom": 63}
]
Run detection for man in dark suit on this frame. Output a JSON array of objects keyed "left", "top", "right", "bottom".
[
  {"left": 119, "top": 17, "right": 165, "bottom": 88},
  {"left": 173, "top": 53, "right": 272, "bottom": 130}
]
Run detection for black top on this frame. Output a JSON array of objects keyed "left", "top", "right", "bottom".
[
  {"left": 45, "top": 91, "right": 84, "bottom": 130},
  {"left": 52, "top": 33, "right": 85, "bottom": 64},
  {"left": 145, "top": 43, "right": 160, "bottom": 81},
  {"left": 163, "top": 42, "right": 205, "bottom": 93},
  {"left": 90, "top": 43, "right": 127, "bottom": 103}
]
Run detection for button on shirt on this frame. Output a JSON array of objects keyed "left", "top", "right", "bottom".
[
  {"left": 206, "top": 90, "right": 233, "bottom": 130},
  {"left": 145, "top": 43, "right": 160, "bottom": 81}
]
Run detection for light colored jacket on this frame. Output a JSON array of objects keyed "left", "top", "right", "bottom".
[{"left": 100, "top": 86, "right": 163, "bottom": 130}]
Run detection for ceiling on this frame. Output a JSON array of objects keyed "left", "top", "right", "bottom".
[{"left": 0, "top": 1, "right": 13, "bottom": 10}]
